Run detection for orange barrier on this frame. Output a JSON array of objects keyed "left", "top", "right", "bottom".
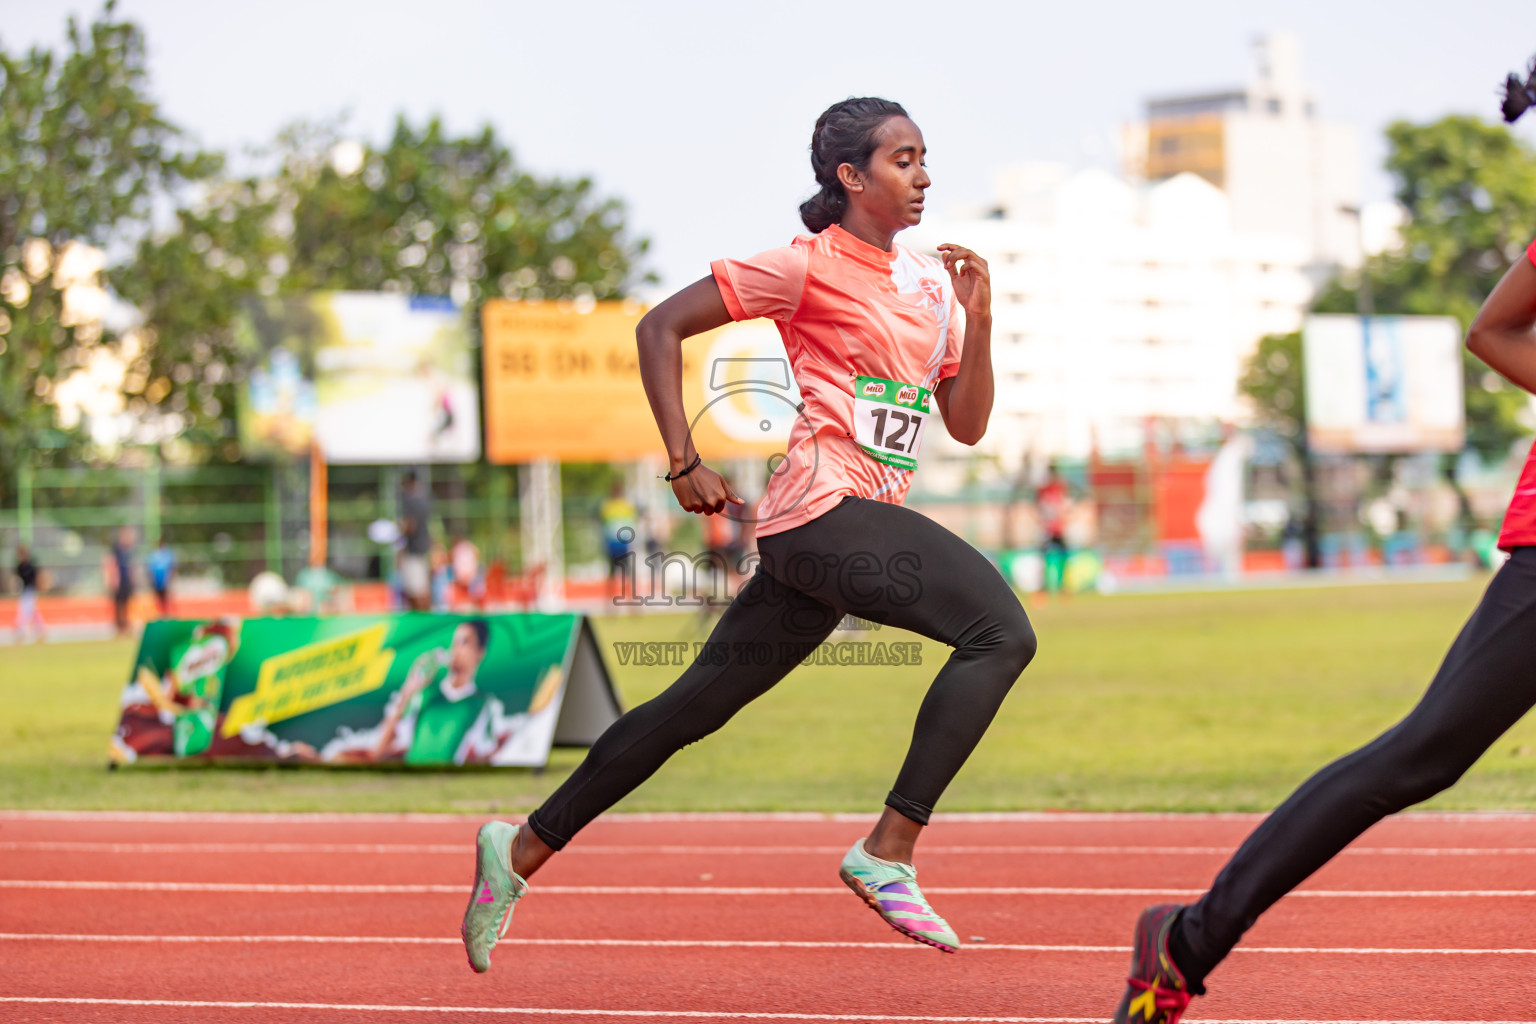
[{"left": 0, "top": 584, "right": 387, "bottom": 627}]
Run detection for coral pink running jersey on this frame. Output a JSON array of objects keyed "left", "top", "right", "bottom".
[
  {"left": 711, "top": 224, "right": 964, "bottom": 538},
  {"left": 1495, "top": 238, "right": 1536, "bottom": 551}
]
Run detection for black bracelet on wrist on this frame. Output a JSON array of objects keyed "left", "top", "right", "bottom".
[{"left": 661, "top": 454, "right": 702, "bottom": 481}]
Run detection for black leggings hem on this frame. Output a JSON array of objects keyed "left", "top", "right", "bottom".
[
  {"left": 884, "top": 791, "right": 933, "bottom": 826},
  {"left": 524, "top": 811, "right": 568, "bottom": 852}
]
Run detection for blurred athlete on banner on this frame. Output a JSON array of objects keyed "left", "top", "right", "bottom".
[
  {"left": 321, "top": 619, "right": 562, "bottom": 767},
  {"left": 111, "top": 617, "right": 242, "bottom": 762}
]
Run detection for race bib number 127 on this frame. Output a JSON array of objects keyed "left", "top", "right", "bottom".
[{"left": 853, "top": 374, "right": 931, "bottom": 471}]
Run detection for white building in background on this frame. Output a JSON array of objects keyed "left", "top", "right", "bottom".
[
  {"left": 906, "top": 32, "right": 1381, "bottom": 492},
  {"left": 908, "top": 165, "right": 1313, "bottom": 483},
  {"left": 1123, "top": 32, "right": 1363, "bottom": 276}
]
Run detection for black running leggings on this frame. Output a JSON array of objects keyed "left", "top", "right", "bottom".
[
  {"left": 525, "top": 495, "right": 1037, "bottom": 850},
  {"left": 1173, "top": 547, "right": 1536, "bottom": 992}
]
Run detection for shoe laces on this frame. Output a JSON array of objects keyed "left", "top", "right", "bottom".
[
  {"left": 872, "top": 875, "right": 941, "bottom": 919},
  {"left": 1125, "top": 978, "right": 1190, "bottom": 1023},
  {"left": 496, "top": 905, "right": 515, "bottom": 939},
  {"left": 496, "top": 875, "right": 529, "bottom": 939}
]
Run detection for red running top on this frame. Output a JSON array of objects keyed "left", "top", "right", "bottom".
[{"left": 1494, "top": 238, "right": 1536, "bottom": 550}]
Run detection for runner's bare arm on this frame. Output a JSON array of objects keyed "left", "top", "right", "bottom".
[
  {"left": 367, "top": 664, "right": 429, "bottom": 760},
  {"left": 1468, "top": 254, "right": 1536, "bottom": 395},
  {"left": 933, "top": 244, "right": 993, "bottom": 444},
  {"left": 368, "top": 694, "right": 408, "bottom": 760},
  {"left": 636, "top": 277, "right": 746, "bottom": 515}
]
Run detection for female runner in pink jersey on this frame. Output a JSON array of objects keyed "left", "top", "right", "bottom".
[
  {"left": 462, "top": 97, "right": 1033, "bottom": 972},
  {"left": 1113, "top": 65, "right": 1536, "bottom": 1021}
]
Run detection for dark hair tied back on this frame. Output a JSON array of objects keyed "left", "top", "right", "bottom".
[
  {"left": 1502, "top": 56, "right": 1536, "bottom": 123},
  {"left": 799, "top": 97, "right": 909, "bottom": 233}
]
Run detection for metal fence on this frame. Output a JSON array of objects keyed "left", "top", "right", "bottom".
[
  {"left": 0, "top": 456, "right": 658, "bottom": 595},
  {"left": 0, "top": 440, "right": 1500, "bottom": 598}
]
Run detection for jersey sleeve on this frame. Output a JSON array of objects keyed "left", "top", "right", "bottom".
[
  {"left": 711, "top": 244, "right": 810, "bottom": 322},
  {"left": 936, "top": 293, "right": 965, "bottom": 382},
  {"left": 1528, "top": 237, "right": 1536, "bottom": 268}
]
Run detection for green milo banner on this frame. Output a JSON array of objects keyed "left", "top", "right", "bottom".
[{"left": 110, "top": 613, "right": 621, "bottom": 768}]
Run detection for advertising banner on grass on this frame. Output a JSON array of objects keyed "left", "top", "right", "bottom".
[
  {"left": 236, "top": 292, "right": 482, "bottom": 463},
  {"left": 110, "top": 613, "right": 621, "bottom": 768},
  {"left": 481, "top": 299, "right": 803, "bottom": 462}
]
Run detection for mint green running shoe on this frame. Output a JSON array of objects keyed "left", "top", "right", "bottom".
[
  {"left": 460, "top": 821, "right": 530, "bottom": 973},
  {"left": 838, "top": 838, "right": 959, "bottom": 952}
]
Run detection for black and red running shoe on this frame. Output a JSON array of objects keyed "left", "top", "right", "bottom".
[{"left": 1112, "top": 903, "right": 1196, "bottom": 1023}]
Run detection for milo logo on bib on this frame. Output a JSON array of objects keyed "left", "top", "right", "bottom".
[{"left": 852, "top": 374, "right": 932, "bottom": 472}]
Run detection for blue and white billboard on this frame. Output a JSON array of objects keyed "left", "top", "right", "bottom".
[{"left": 1303, "top": 315, "right": 1464, "bottom": 453}]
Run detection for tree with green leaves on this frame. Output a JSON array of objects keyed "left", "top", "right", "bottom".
[
  {"left": 110, "top": 175, "right": 286, "bottom": 459},
  {"left": 0, "top": 2, "right": 217, "bottom": 486},
  {"left": 117, "top": 113, "right": 653, "bottom": 465},
  {"left": 283, "top": 115, "right": 649, "bottom": 304},
  {"left": 3, "top": 4, "right": 654, "bottom": 489}
]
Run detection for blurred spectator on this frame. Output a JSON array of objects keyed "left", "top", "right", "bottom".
[
  {"left": 451, "top": 535, "right": 485, "bottom": 610},
  {"left": 737, "top": 498, "right": 759, "bottom": 590},
  {"left": 643, "top": 505, "right": 670, "bottom": 563},
  {"left": 695, "top": 500, "right": 758, "bottom": 628},
  {"left": 1281, "top": 512, "right": 1306, "bottom": 571},
  {"left": 704, "top": 508, "right": 744, "bottom": 594},
  {"left": 102, "top": 526, "right": 137, "bottom": 637},
  {"left": 430, "top": 541, "right": 452, "bottom": 612},
  {"left": 386, "top": 564, "right": 405, "bottom": 610},
  {"left": 14, "top": 544, "right": 46, "bottom": 643},
  {"left": 638, "top": 502, "right": 673, "bottom": 608},
  {"left": 600, "top": 481, "right": 638, "bottom": 600},
  {"left": 147, "top": 536, "right": 178, "bottom": 617},
  {"left": 1034, "top": 467, "right": 1071, "bottom": 604},
  {"left": 397, "top": 470, "right": 434, "bottom": 611}
]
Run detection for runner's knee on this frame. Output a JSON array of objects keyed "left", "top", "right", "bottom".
[
  {"left": 1374, "top": 760, "right": 1469, "bottom": 814},
  {"left": 1365, "top": 723, "right": 1478, "bottom": 812},
  {"left": 993, "top": 603, "right": 1037, "bottom": 675},
  {"left": 962, "top": 603, "right": 1037, "bottom": 678}
]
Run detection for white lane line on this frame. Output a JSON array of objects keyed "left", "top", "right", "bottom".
[
  {"left": 0, "top": 841, "right": 475, "bottom": 855},
  {"left": 6, "top": 933, "right": 1536, "bottom": 956},
  {"left": 0, "top": 810, "right": 1264, "bottom": 823},
  {"left": 10, "top": 809, "right": 1536, "bottom": 823},
  {"left": 0, "top": 1001, "right": 1528, "bottom": 1024},
  {"left": 0, "top": 999, "right": 1093, "bottom": 1022},
  {"left": 3, "top": 879, "right": 1535, "bottom": 898},
  {"left": 9, "top": 841, "right": 1536, "bottom": 857}
]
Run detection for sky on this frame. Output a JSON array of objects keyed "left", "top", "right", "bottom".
[{"left": 7, "top": 0, "right": 1536, "bottom": 296}]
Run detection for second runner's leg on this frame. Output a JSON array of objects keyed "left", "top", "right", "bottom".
[{"left": 1114, "top": 547, "right": 1536, "bottom": 1019}]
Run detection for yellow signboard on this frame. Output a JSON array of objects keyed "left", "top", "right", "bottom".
[{"left": 482, "top": 299, "right": 804, "bottom": 463}]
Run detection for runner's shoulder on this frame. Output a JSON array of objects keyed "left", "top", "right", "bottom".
[{"left": 791, "top": 230, "right": 833, "bottom": 257}]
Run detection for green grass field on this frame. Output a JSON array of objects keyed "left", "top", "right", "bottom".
[{"left": 6, "top": 577, "right": 1536, "bottom": 814}]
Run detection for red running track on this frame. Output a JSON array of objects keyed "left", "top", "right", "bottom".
[{"left": 5, "top": 810, "right": 1536, "bottom": 1022}]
